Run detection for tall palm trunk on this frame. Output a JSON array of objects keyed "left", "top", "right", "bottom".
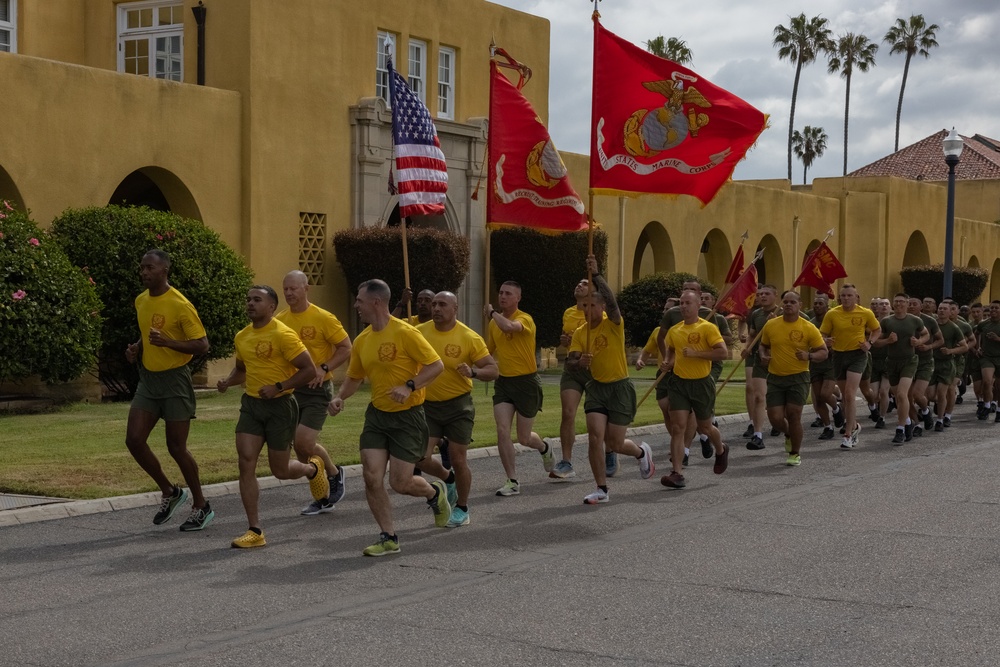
[
  {"left": 803, "top": 164, "right": 808, "bottom": 184},
  {"left": 843, "top": 70, "right": 852, "bottom": 175},
  {"left": 894, "top": 53, "right": 912, "bottom": 152},
  {"left": 787, "top": 61, "right": 803, "bottom": 182}
]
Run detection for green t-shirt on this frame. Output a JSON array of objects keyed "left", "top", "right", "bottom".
[
  {"left": 977, "top": 319, "right": 1000, "bottom": 358},
  {"left": 878, "top": 314, "right": 924, "bottom": 360},
  {"left": 934, "top": 320, "right": 965, "bottom": 361},
  {"left": 918, "top": 314, "right": 939, "bottom": 361},
  {"left": 748, "top": 307, "right": 777, "bottom": 355}
]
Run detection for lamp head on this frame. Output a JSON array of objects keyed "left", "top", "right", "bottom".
[{"left": 942, "top": 127, "right": 964, "bottom": 161}]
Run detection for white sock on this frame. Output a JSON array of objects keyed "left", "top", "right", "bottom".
[
  {"left": 684, "top": 447, "right": 690, "bottom": 455},
  {"left": 754, "top": 431, "right": 763, "bottom": 439}
]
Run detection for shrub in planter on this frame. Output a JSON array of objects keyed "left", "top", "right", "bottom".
[
  {"left": 899, "top": 264, "right": 988, "bottom": 306},
  {"left": 617, "top": 272, "right": 718, "bottom": 347}
]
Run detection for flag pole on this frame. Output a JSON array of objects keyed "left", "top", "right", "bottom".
[
  {"left": 402, "top": 219, "right": 412, "bottom": 319},
  {"left": 484, "top": 227, "right": 492, "bottom": 333},
  {"left": 585, "top": 191, "right": 594, "bottom": 351}
]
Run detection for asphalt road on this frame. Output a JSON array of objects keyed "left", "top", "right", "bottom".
[{"left": 3, "top": 403, "right": 1000, "bottom": 667}]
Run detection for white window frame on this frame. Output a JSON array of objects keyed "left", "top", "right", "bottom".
[
  {"left": 438, "top": 46, "right": 456, "bottom": 120},
  {"left": 116, "top": 0, "right": 184, "bottom": 81},
  {"left": 0, "top": 0, "right": 17, "bottom": 54},
  {"left": 408, "top": 38, "right": 427, "bottom": 104},
  {"left": 376, "top": 30, "right": 394, "bottom": 106}
]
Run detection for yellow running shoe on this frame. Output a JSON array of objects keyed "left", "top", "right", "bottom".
[
  {"left": 308, "top": 456, "right": 330, "bottom": 501},
  {"left": 429, "top": 480, "right": 452, "bottom": 527},
  {"left": 231, "top": 529, "right": 266, "bottom": 548}
]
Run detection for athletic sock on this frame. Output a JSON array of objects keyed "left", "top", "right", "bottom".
[
  {"left": 427, "top": 487, "right": 440, "bottom": 505},
  {"left": 456, "top": 505, "right": 468, "bottom": 512},
  {"left": 249, "top": 526, "right": 262, "bottom": 535},
  {"left": 637, "top": 449, "right": 646, "bottom": 459},
  {"left": 896, "top": 426, "right": 904, "bottom": 432},
  {"left": 944, "top": 412, "right": 952, "bottom": 420},
  {"left": 905, "top": 418, "right": 912, "bottom": 425},
  {"left": 444, "top": 470, "right": 456, "bottom": 484},
  {"left": 598, "top": 485, "right": 608, "bottom": 493},
  {"left": 699, "top": 434, "right": 709, "bottom": 443},
  {"left": 753, "top": 432, "right": 763, "bottom": 439},
  {"left": 683, "top": 447, "right": 690, "bottom": 456}
]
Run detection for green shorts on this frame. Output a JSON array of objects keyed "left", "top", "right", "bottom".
[
  {"left": 493, "top": 373, "right": 543, "bottom": 418},
  {"left": 667, "top": 375, "right": 716, "bottom": 421},
  {"left": 584, "top": 378, "right": 637, "bottom": 427},
  {"left": 655, "top": 374, "right": 671, "bottom": 402},
  {"left": 969, "top": 354, "right": 983, "bottom": 381},
  {"left": 954, "top": 354, "right": 966, "bottom": 380},
  {"left": 886, "top": 356, "right": 918, "bottom": 386},
  {"left": 870, "top": 355, "right": 888, "bottom": 383},
  {"left": 810, "top": 358, "right": 834, "bottom": 384},
  {"left": 752, "top": 357, "right": 770, "bottom": 381},
  {"left": 560, "top": 367, "right": 592, "bottom": 394},
  {"left": 862, "top": 352, "right": 873, "bottom": 382},
  {"left": 710, "top": 361, "right": 723, "bottom": 383},
  {"left": 359, "top": 403, "right": 428, "bottom": 464},
  {"left": 833, "top": 349, "right": 868, "bottom": 380},
  {"left": 914, "top": 355, "right": 934, "bottom": 382},
  {"left": 132, "top": 364, "right": 197, "bottom": 422},
  {"left": 766, "top": 372, "right": 810, "bottom": 408},
  {"left": 424, "top": 392, "right": 475, "bottom": 444},
  {"left": 236, "top": 393, "right": 298, "bottom": 450},
  {"left": 979, "top": 355, "right": 1000, "bottom": 371},
  {"left": 930, "top": 358, "right": 956, "bottom": 386},
  {"left": 294, "top": 381, "right": 333, "bottom": 431}
]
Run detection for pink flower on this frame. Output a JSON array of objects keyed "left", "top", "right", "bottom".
[
  {"left": 0, "top": 232, "right": 4, "bottom": 239},
  {"left": 29, "top": 238, "right": 39, "bottom": 246},
  {"left": 0, "top": 212, "right": 6, "bottom": 219},
  {"left": 2, "top": 200, "right": 11, "bottom": 211},
  {"left": 156, "top": 234, "right": 163, "bottom": 240},
  {"left": 88, "top": 277, "right": 96, "bottom": 285},
  {"left": 12, "top": 290, "right": 26, "bottom": 300}
]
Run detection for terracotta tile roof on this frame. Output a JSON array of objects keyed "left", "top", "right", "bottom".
[{"left": 847, "top": 129, "right": 1000, "bottom": 181}]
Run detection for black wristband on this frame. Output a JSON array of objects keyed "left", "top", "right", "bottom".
[
  {"left": 471, "top": 367, "right": 478, "bottom": 378},
  {"left": 405, "top": 379, "right": 416, "bottom": 391},
  {"left": 489, "top": 309, "right": 497, "bottom": 318},
  {"left": 275, "top": 381, "right": 284, "bottom": 392},
  {"left": 320, "top": 363, "right": 330, "bottom": 373}
]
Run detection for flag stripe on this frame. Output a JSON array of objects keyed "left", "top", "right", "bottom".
[{"left": 396, "top": 167, "right": 449, "bottom": 185}]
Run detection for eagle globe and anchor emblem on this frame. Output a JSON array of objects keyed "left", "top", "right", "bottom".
[{"left": 624, "top": 72, "right": 711, "bottom": 158}]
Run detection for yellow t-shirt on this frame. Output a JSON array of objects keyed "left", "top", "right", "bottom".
[
  {"left": 234, "top": 319, "right": 308, "bottom": 398},
  {"left": 760, "top": 316, "right": 825, "bottom": 376},
  {"left": 417, "top": 320, "right": 490, "bottom": 402},
  {"left": 562, "top": 306, "right": 586, "bottom": 336},
  {"left": 666, "top": 318, "right": 723, "bottom": 379},
  {"left": 276, "top": 304, "right": 349, "bottom": 381},
  {"left": 487, "top": 309, "right": 537, "bottom": 377},
  {"left": 347, "top": 317, "right": 441, "bottom": 412},
  {"left": 569, "top": 317, "right": 628, "bottom": 383},
  {"left": 642, "top": 327, "right": 663, "bottom": 365},
  {"left": 819, "top": 305, "right": 880, "bottom": 352},
  {"left": 134, "top": 287, "right": 207, "bottom": 372}
]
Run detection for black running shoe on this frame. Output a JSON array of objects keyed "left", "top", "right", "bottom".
[
  {"left": 922, "top": 410, "right": 934, "bottom": 431},
  {"left": 833, "top": 409, "right": 845, "bottom": 429},
  {"left": 904, "top": 424, "right": 913, "bottom": 442},
  {"left": 746, "top": 435, "right": 765, "bottom": 450},
  {"left": 892, "top": 430, "right": 905, "bottom": 444},
  {"left": 819, "top": 426, "right": 835, "bottom": 440},
  {"left": 810, "top": 416, "right": 823, "bottom": 428},
  {"left": 875, "top": 417, "right": 886, "bottom": 429},
  {"left": 742, "top": 423, "right": 754, "bottom": 438}
]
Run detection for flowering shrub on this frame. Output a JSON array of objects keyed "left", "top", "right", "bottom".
[
  {"left": 50, "top": 206, "right": 254, "bottom": 397},
  {"left": 0, "top": 202, "right": 103, "bottom": 384}
]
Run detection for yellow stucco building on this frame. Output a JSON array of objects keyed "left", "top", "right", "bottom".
[{"left": 2, "top": 0, "right": 999, "bottom": 357}]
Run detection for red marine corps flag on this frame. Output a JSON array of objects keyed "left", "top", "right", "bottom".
[
  {"left": 589, "top": 19, "right": 768, "bottom": 205},
  {"left": 793, "top": 239, "right": 848, "bottom": 297},
  {"left": 717, "top": 263, "right": 759, "bottom": 317},
  {"left": 487, "top": 60, "right": 588, "bottom": 231}
]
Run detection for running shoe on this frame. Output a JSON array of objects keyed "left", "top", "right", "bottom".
[
  {"left": 785, "top": 454, "right": 801, "bottom": 466},
  {"left": 661, "top": 472, "right": 686, "bottom": 488},
  {"left": 363, "top": 532, "right": 400, "bottom": 557},
  {"left": 875, "top": 417, "right": 886, "bottom": 429},
  {"left": 429, "top": 480, "right": 451, "bottom": 527},
  {"left": 869, "top": 406, "right": 880, "bottom": 422},
  {"left": 496, "top": 480, "right": 520, "bottom": 497},
  {"left": 540, "top": 441, "right": 555, "bottom": 473},
  {"left": 784, "top": 437, "right": 792, "bottom": 453},
  {"left": 922, "top": 409, "right": 934, "bottom": 431},
  {"left": 770, "top": 427, "right": 782, "bottom": 437},
  {"left": 583, "top": 489, "right": 609, "bottom": 504},
  {"left": 308, "top": 456, "right": 330, "bottom": 501},
  {"left": 977, "top": 405, "right": 988, "bottom": 420},
  {"left": 438, "top": 437, "right": 451, "bottom": 470},
  {"left": 746, "top": 435, "right": 765, "bottom": 450},
  {"left": 605, "top": 452, "right": 619, "bottom": 477},
  {"left": 446, "top": 507, "right": 470, "bottom": 528},
  {"left": 912, "top": 425, "right": 923, "bottom": 437},
  {"left": 153, "top": 486, "right": 188, "bottom": 525},
  {"left": 328, "top": 465, "right": 346, "bottom": 505},
  {"left": 301, "top": 498, "right": 335, "bottom": 516},
  {"left": 231, "top": 529, "right": 266, "bottom": 549},
  {"left": 934, "top": 420, "right": 944, "bottom": 432},
  {"left": 179, "top": 503, "right": 215, "bottom": 532},
  {"left": 892, "top": 430, "right": 905, "bottom": 445},
  {"left": 819, "top": 426, "right": 835, "bottom": 440},
  {"left": 445, "top": 479, "right": 458, "bottom": 509},
  {"left": 549, "top": 460, "right": 576, "bottom": 480},
  {"left": 994, "top": 410, "right": 1000, "bottom": 424},
  {"left": 810, "top": 416, "right": 823, "bottom": 428},
  {"left": 943, "top": 416, "right": 952, "bottom": 427},
  {"left": 638, "top": 442, "right": 654, "bottom": 479},
  {"left": 904, "top": 424, "right": 914, "bottom": 441},
  {"left": 833, "top": 409, "right": 845, "bottom": 429},
  {"left": 701, "top": 437, "right": 713, "bottom": 459},
  {"left": 713, "top": 443, "right": 729, "bottom": 474},
  {"left": 887, "top": 396, "right": 896, "bottom": 414},
  {"left": 742, "top": 423, "right": 754, "bottom": 438},
  {"left": 840, "top": 437, "right": 853, "bottom": 450},
  {"left": 850, "top": 423, "right": 861, "bottom": 446},
  {"left": 682, "top": 453, "right": 689, "bottom": 466}
]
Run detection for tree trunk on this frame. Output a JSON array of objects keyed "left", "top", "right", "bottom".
[
  {"left": 843, "top": 71, "right": 852, "bottom": 176},
  {"left": 803, "top": 163, "right": 808, "bottom": 185},
  {"left": 787, "top": 61, "right": 803, "bottom": 182},
  {"left": 894, "top": 53, "right": 912, "bottom": 152}
]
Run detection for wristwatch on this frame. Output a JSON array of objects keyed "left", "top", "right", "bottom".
[
  {"left": 320, "top": 363, "right": 330, "bottom": 373},
  {"left": 405, "top": 379, "right": 416, "bottom": 391},
  {"left": 471, "top": 367, "right": 478, "bottom": 378},
  {"left": 275, "top": 381, "right": 284, "bottom": 392}
]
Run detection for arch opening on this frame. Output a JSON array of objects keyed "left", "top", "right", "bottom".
[
  {"left": 0, "top": 164, "right": 26, "bottom": 212},
  {"left": 696, "top": 228, "right": 732, "bottom": 287},
  {"left": 755, "top": 234, "right": 785, "bottom": 290},
  {"left": 632, "top": 221, "right": 675, "bottom": 281},
  {"left": 108, "top": 166, "right": 201, "bottom": 221},
  {"left": 902, "top": 231, "right": 930, "bottom": 268}
]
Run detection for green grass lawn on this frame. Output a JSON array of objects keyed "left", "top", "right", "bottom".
[{"left": 1, "top": 364, "right": 748, "bottom": 499}]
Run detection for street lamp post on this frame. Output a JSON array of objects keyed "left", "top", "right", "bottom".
[{"left": 942, "top": 128, "right": 964, "bottom": 299}]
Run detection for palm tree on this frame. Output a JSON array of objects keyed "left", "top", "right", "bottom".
[
  {"left": 883, "top": 14, "right": 939, "bottom": 152},
  {"left": 773, "top": 14, "right": 834, "bottom": 182},
  {"left": 792, "top": 126, "right": 828, "bottom": 184},
  {"left": 645, "top": 35, "right": 693, "bottom": 64},
  {"left": 828, "top": 33, "right": 878, "bottom": 175}
]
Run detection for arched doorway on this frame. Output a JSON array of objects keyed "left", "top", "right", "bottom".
[
  {"left": 968, "top": 255, "right": 980, "bottom": 269},
  {"left": 755, "top": 234, "right": 785, "bottom": 289},
  {"left": 902, "top": 231, "right": 930, "bottom": 268},
  {"left": 379, "top": 196, "right": 457, "bottom": 233},
  {"left": 991, "top": 259, "right": 1000, "bottom": 301},
  {"left": 0, "top": 164, "right": 26, "bottom": 212},
  {"left": 632, "top": 221, "right": 675, "bottom": 281},
  {"left": 797, "top": 238, "right": 822, "bottom": 304},
  {"left": 108, "top": 166, "right": 201, "bottom": 221},
  {"left": 696, "top": 228, "right": 732, "bottom": 287}
]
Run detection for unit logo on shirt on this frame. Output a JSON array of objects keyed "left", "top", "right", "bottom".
[
  {"left": 255, "top": 341, "right": 273, "bottom": 359},
  {"left": 445, "top": 344, "right": 462, "bottom": 359},
  {"left": 687, "top": 332, "right": 701, "bottom": 345},
  {"left": 593, "top": 335, "right": 608, "bottom": 354},
  {"left": 151, "top": 314, "right": 166, "bottom": 329},
  {"left": 378, "top": 343, "right": 397, "bottom": 362},
  {"left": 851, "top": 316, "right": 863, "bottom": 326},
  {"left": 300, "top": 326, "right": 316, "bottom": 341},
  {"left": 789, "top": 330, "right": 803, "bottom": 343}
]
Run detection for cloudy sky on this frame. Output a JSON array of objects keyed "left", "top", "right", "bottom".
[{"left": 489, "top": 0, "right": 1000, "bottom": 182}]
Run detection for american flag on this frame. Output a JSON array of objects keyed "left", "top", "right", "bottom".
[{"left": 387, "top": 58, "right": 448, "bottom": 218}]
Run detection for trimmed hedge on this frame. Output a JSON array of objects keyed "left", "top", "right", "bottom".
[
  {"left": 0, "top": 202, "right": 103, "bottom": 384},
  {"left": 617, "top": 272, "right": 718, "bottom": 347},
  {"left": 50, "top": 206, "right": 255, "bottom": 397},
  {"left": 489, "top": 227, "right": 608, "bottom": 348},
  {"left": 899, "top": 264, "right": 988, "bottom": 306},
  {"left": 333, "top": 226, "right": 470, "bottom": 302}
]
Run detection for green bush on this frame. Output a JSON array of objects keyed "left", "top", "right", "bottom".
[
  {"left": 617, "top": 272, "right": 718, "bottom": 346},
  {"left": 899, "top": 265, "right": 988, "bottom": 306},
  {"left": 489, "top": 228, "right": 609, "bottom": 347},
  {"left": 332, "top": 225, "right": 470, "bottom": 300},
  {"left": 50, "top": 206, "right": 254, "bottom": 397},
  {"left": 0, "top": 202, "right": 103, "bottom": 385}
]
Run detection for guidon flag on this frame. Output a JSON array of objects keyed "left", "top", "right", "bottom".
[{"left": 792, "top": 241, "right": 848, "bottom": 297}]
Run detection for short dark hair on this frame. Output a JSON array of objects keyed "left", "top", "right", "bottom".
[
  {"left": 145, "top": 248, "right": 171, "bottom": 269},
  {"left": 894, "top": 292, "right": 909, "bottom": 300},
  {"left": 359, "top": 279, "right": 391, "bottom": 303},
  {"left": 250, "top": 284, "right": 278, "bottom": 305},
  {"left": 501, "top": 280, "right": 521, "bottom": 290},
  {"left": 972, "top": 302, "right": 983, "bottom": 309},
  {"left": 781, "top": 290, "right": 800, "bottom": 300}
]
